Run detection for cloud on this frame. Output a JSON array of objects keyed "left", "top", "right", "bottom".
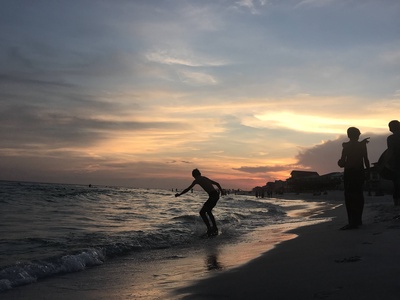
[
  {"left": 177, "top": 70, "right": 218, "bottom": 85},
  {"left": 296, "top": 133, "right": 388, "bottom": 175},
  {"left": 179, "top": 3, "right": 225, "bottom": 31},
  {"left": 233, "top": 165, "right": 295, "bottom": 174},
  {"left": 0, "top": 73, "right": 74, "bottom": 88},
  {"left": 0, "top": 0, "right": 398, "bottom": 190},
  {"left": 295, "top": 0, "right": 335, "bottom": 8},
  {"left": 233, "top": 132, "right": 389, "bottom": 182},
  {"left": 145, "top": 49, "right": 227, "bottom": 67},
  {"left": 0, "top": 104, "right": 183, "bottom": 150},
  {"left": 234, "top": 0, "right": 267, "bottom": 14},
  {"left": 167, "top": 160, "right": 193, "bottom": 164},
  {"left": 144, "top": 48, "right": 225, "bottom": 86},
  {"left": 0, "top": 154, "right": 188, "bottom": 188},
  {"left": 146, "top": 51, "right": 201, "bottom": 67},
  {"left": 253, "top": 110, "right": 390, "bottom": 135},
  {"left": 6, "top": 46, "right": 34, "bottom": 69},
  {"left": 379, "top": 50, "right": 400, "bottom": 66}
]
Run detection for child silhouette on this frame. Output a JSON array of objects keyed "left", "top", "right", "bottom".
[{"left": 175, "top": 169, "right": 225, "bottom": 236}]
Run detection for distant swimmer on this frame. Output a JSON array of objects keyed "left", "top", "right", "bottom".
[{"left": 175, "top": 169, "right": 225, "bottom": 236}]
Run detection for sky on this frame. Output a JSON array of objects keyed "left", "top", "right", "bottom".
[{"left": 1, "top": 0, "right": 399, "bottom": 190}]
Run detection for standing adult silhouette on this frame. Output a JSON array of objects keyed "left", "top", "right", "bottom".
[
  {"left": 338, "top": 127, "right": 370, "bottom": 230},
  {"left": 387, "top": 120, "right": 400, "bottom": 206}
]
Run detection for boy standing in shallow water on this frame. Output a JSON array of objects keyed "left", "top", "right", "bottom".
[
  {"left": 175, "top": 169, "right": 225, "bottom": 236},
  {"left": 338, "top": 127, "right": 370, "bottom": 230}
]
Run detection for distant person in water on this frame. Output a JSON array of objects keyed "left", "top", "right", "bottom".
[
  {"left": 387, "top": 120, "right": 400, "bottom": 206},
  {"left": 338, "top": 127, "right": 370, "bottom": 230},
  {"left": 175, "top": 169, "right": 225, "bottom": 236}
]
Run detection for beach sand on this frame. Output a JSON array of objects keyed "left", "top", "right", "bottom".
[
  {"left": 2, "top": 192, "right": 400, "bottom": 300},
  {"left": 177, "top": 192, "right": 400, "bottom": 300}
]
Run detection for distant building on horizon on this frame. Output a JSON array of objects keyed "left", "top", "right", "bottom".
[
  {"left": 266, "top": 170, "right": 341, "bottom": 194},
  {"left": 289, "top": 170, "right": 319, "bottom": 179},
  {"left": 252, "top": 164, "right": 395, "bottom": 196}
]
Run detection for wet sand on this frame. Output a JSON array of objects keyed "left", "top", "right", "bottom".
[
  {"left": 176, "top": 193, "right": 400, "bottom": 299},
  {"left": 2, "top": 192, "right": 399, "bottom": 300}
]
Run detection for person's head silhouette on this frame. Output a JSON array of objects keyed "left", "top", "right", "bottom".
[
  {"left": 192, "top": 169, "right": 201, "bottom": 178},
  {"left": 347, "top": 127, "right": 361, "bottom": 141},
  {"left": 389, "top": 120, "right": 400, "bottom": 133}
]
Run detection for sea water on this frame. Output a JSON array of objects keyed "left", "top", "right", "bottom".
[{"left": 0, "top": 181, "right": 331, "bottom": 292}]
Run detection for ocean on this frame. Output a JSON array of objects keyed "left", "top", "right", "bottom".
[{"left": 0, "top": 180, "right": 333, "bottom": 294}]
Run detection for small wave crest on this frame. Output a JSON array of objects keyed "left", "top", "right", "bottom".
[
  {"left": 0, "top": 248, "right": 105, "bottom": 292},
  {"left": 0, "top": 228, "right": 197, "bottom": 292},
  {"left": 172, "top": 214, "right": 198, "bottom": 222}
]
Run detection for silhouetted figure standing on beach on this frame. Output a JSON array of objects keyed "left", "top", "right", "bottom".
[
  {"left": 175, "top": 169, "right": 225, "bottom": 236},
  {"left": 387, "top": 120, "right": 400, "bottom": 206},
  {"left": 338, "top": 127, "right": 370, "bottom": 230}
]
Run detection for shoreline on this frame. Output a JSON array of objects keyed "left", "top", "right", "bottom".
[
  {"left": 2, "top": 191, "right": 398, "bottom": 299},
  {"left": 176, "top": 192, "right": 400, "bottom": 299}
]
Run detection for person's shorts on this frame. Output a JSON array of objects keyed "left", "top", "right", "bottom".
[{"left": 202, "top": 191, "right": 219, "bottom": 211}]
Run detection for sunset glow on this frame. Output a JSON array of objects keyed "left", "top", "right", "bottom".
[{"left": 1, "top": 0, "right": 399, "bottom": 189}]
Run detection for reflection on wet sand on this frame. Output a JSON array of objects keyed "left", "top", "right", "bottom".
[{"left": 205, "top": 246, "right": 224, "bottom": 271}]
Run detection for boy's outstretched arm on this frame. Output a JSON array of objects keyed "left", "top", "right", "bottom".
[{"left": 175, "top": 182, "right": 196, "bottom": 197}]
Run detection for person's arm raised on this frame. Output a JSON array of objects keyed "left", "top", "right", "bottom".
[{"left": 175, "top": 182, "right": 196, "bottom": 197}]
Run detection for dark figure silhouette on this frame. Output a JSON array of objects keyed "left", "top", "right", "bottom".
[
  {"left": 387, "top": 120, "right": 400, "bottom": 206},
  {"left": 338, "top": 127, "right": 370, "bottom": 230},
  {"left": 175, "top": 169, "right": 225, "bottom": 236}
]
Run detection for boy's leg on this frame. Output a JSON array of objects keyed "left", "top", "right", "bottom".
[
  {"left": 207, "top": 210, "right": 217, "bottom": 229},
  {"left": 207, "top": 210, "right": 218, "bottom": 235},
  {"left": 200, "top": 206, "right": 211, "bottom": 231},
  {"left": 200, "top": 193, "right": 219, "bottom": 234}
]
